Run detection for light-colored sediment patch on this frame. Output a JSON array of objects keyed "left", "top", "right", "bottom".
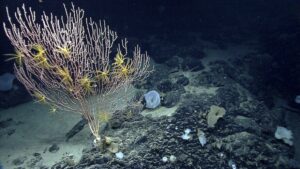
[
  {"left": 185, "top": 85, "right": 218, "bottom": 95},
  {"left": 0, "top": 102, "right": 90, "bottom": 169},
  {"left": 141, "top": 106, "right": 178, "bottom": 118}
]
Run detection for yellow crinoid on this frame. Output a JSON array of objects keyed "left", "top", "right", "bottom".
[
  {"left": 114, "top": 61, "right": 133, "bottom": 78},
  {"left": 32, "top": 44, "right": 46, "bottom": 60},
  {"left": 113, "top": 52, "right": 125, "bottom": 67},
  {"left": 55, "top": 45, "right": 71, "bottom": 58},
  {"left": 4, "top": 49, "right": 24, "bottom": 66},
  {"left": 95, "top": 69, "right": 109, "bottom": 82},
  {"left": 112, "top": 51, "right": 134, "bottom": 78},
  {"left": 79, "top": 75, "right": 93, "bottom": 93},
  {"left": 35, "top": 55, "right": 51, "bottom": 69},
  {"left": 56, "top": 66, "right": 73, "bottom": 85},
  {"left": 97, "top": 111, "right": 111, "bottom": 123},
  {"left": 31, "top": 44, "right": 51, "bottom": 69},
  {"left": 33, "top": 91, "right": 46, "bottom": 104}
]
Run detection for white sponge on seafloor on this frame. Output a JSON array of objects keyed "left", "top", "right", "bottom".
[
  {"left": 0, "top": 73, "right": 15, "bottom": 92},
  {"left": 275, "top": 126, "right": 293, "bottom": 146},
  {"left": 144, "top": 90, "right": 161, "bottom": 109}
]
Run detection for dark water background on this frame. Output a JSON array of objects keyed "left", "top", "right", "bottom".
[{"left": 1, "top": 0, "right": 300, "bottom": 103}]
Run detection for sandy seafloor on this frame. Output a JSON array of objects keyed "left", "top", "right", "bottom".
[
  {"left": 0, "top": 102, "right": 91, "bottom": 168},
  {"left": 0, "top": 41, "right": 300, "bottom": 169}
]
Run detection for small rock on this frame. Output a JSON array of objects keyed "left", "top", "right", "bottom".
[
  {"left": 234, "top": 115, "right": 260, "bottom": 133},
  {"left": 181, "top": 57, "right": 204, "bottom": 71},
  {"left": 161, "top": 91, "right": 181, "bottom": 108},
  {"left": 12, "top": 156, "right": 27, "bottom": 165},
  {"left": 26, "top": 153, "right": 43, "bottom": 168},
  {"left": 176, "top": 75, "right": 189, "bottom": 86},
  {"left": 49, "top": 143, "right": 59, "bottom": 153},
  {"left": 134, "top": 135, "right": 148, "bottom": 145},
  {"left": 33, "top": 153, "right": 41, "bottom": 157},
  {"left": 65, "top": 118, "right": 87, "bottom": 141},
  {"left": 110, "top": 118, "right": 122, "bottom": 129},
  {"left": 221, "top": 132, "right": 258, "bottom": 156},
  {"left": 7, "top": 128, "right": 15, "bottom": 136},
  {"left": 157, "top": 80, "right": 173, "bottom": 93},
  {"left": 177, "top": 153, "right": 189, "bottom": 163},
  {"left": 0, "top": 118, "right": 13, "bottom": 128}
]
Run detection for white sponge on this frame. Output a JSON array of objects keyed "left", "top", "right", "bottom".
[{"left": 275, "top": 126, "right": 293, "bottom": 146}]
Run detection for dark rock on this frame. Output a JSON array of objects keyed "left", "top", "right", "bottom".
[
  {"left": 7, "top": 128, "right": 15, "bottom": 136},
  {"left": 99, "top": 122, "right": 109, "bottom": 134},
  {"left": 177, "top": 153, "right": 189, "bottom": 162},
  {"left": 110, "top": 118, "right": 122, "bottom": 129},
  {"left": 26, "top": 153, "right": 43, "bottom": 168},
  {"left": 33, "top": 153, "right": 41, "bottom": 157},
  {"left": 161, "top": 91, "right": 181, "bottom": 108},
  {"left": 157, "top": 80, "right": 173, "bottom": 93},
  {"left": 0, "top": 118, "right": 13, "bottom": 128},
  {"left": 65, "top": 118, "right": 87, "bottom": 141},
  {"left": 176, "top": 75, "right": 189, "bottom": 86},
  {"left": 134, "top": 135, "right": 148, "bottom": 145},
  {"left": 49, "top": 143, "right": 59, "bottom": 153},
  {"left": 215, "top": 85, "right": 240, "bottom": 111},
  {"left": 75, "top": 148, "right": 112, "bottom": 168},
  {"left": 221, "top": 132, "right": 258, "bottom": 156},
  {"left": 85, "top": 164, "right": 109, "bottom": 169},
  {"left": 12, "top": 156, "right": 27, "bottom": 165},
  {"left": 143, "top": 65, "right": 171, "bottom": 89},
  {"left": 239, "top": 100, "right": 276, "bottom": 134},
  {"left": 181, "top": 57, "right": 204, "bottom": 71},
  {"left": 157, "top": 80, "right": 185, "bottom": 94},
  {"left": 194, "top": 71, "right": 230, "bottom": 87}
]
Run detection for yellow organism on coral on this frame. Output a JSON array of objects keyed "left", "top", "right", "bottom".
[
  {"left": 115, "top": 61, "right": 133, "bottom": 78},
  {"left": 32, "top": 44, "right": 46, "bottom": 60},
  {"left": 56, "top": 66, "right": 73, "bottom": 85},
  {"left": 4, "top": 49, "right": 24, "bottom": 66},
  {"left": 97, "top": 111, "right": 111, "bottom": 123},
  {"left": 31, "top": 44, "right": 51, "bottom": 69},
  {"left": 35, "top": 55, "right": 51, "bottom": 69},
  {"left": 113, "top": 52, "right": 125, "bottom": 67},
  {"left": 33, "top": 91, "right": 46, "bottom": 103},
  {"left": 67, "top": 86, "right": 75, "bottom": 94},
  {"left": 79, "top": 75, "right": 93, "bottom": 93},
  {"left": 95, "top": 70, "right": 109, "bottom": 82},
  {"left": 55, "top": 45, "right": 71, "bottom": 58}
]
